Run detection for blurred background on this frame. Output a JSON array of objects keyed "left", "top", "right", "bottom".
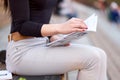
[
  {"left": 0, "top": 0, "right": 120, "bottom": 80},
  {"left": 0, "top": 0, "right": 10, "bottom": 28}
]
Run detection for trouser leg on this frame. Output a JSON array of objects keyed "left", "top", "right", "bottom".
[
  {"left": 77, "top": 47, "right": 107, "bottom": 80},
  {"left": 97, "top": 48, "right": 107, "bottom": 80},
  {"left": 7, "top": 44, "right": 107, "bottom": 80}
]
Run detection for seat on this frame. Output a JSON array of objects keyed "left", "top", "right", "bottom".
[{"left": 12, "top": 73, "right": 68, "bottom": 80}]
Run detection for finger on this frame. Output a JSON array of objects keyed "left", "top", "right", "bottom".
[
  {"left": 72, "top": 28, "right": 87, "bottom": 32},
  {"left": 71, "top": 19, "right": 88, "bottom": 29},
  {"left": 71, "top": 18, "right": 83, "bottom": 22},
  {"left": 74, "top": 23, "right": 87, "bottom": 29}
]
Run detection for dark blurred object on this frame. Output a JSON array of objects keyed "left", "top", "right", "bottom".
[
  {"left": 107, "top": 2, "right": 120, "bottom": 23},
  {"left": 54, "top": 0, "right": 63, "bottom": 15},
  {"left": 13, "top": 75, "right": 62, "bottom": 80},
  {"left": 66, "top": 13, "right": 77, "bottom": 19},
  {"left": 75, "top": 0, "right": 120, "bottom": 8},
  {"left": 0, "top": 50, "right": 6, "bottom": 64},
  {"left": 94, "top": 0, "right": 108, "bottom": 11},
  {"left": 75, "top": 0, "right": 96, "bottom": 7}
]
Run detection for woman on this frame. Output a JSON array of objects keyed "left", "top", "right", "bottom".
[{"left": 4, "top": 0, "right": 107, "bottom": 80}]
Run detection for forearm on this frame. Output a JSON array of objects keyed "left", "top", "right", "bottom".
[
  {"left": 41, "top": 18, "right": 88, "bottom": 37},
  {"left": 41, "top": 24, "right": 60, "bottom": 36}
]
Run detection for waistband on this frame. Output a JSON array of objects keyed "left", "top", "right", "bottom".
[{"left": 8, "top": 32, "right": 35, "bottom": 42}]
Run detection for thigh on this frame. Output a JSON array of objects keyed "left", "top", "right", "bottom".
[{"left": 16, "top": 44, "right": 102, "bottom": 75}]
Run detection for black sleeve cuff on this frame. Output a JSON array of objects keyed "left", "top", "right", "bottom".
[{"left": 19, "top": 21, "right": 43, "bottom": 37}]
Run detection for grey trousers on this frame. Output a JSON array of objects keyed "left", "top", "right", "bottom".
[{"left": 6, "top": 37, "right": 107, "bottom": 80}]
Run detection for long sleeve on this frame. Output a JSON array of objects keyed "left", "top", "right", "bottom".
[{"left": 9, "top": 0, "right": 46, "bottom": 37}]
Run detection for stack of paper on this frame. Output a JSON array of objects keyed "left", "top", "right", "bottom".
[
  {"left": 0, "top": 70, "right": 12, "bottom": 80},
  {"left": 46, "top": 13, "right": 98, "bottom": 47}
]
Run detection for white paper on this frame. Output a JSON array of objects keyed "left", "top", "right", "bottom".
[
  {"left": 84, "top": 13, "right": 98, "bottom": 32},
  {"left": 0, "top": 70, "right": 12, "bottom": 80},
  {"left": 46, "top": 13, "right": 98, "bottom": 47}
]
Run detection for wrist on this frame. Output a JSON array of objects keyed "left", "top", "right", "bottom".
[
  {"left": 41, "top": 24, "right": 60, "bottom": 36},
  {"left": 52, "top": 24, "right": 59, "bottom": 35},
  {"left": 54, "top": 23, "right": 64, "bottom": 34}
]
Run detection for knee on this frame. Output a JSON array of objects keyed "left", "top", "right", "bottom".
[
  {"left": 87, "top": 47, "right": 107, "bottom": 67},
  {"left": 96, "top": 48, "right": 107, "bottom": 61}
]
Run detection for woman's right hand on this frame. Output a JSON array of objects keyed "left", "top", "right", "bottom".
[
  {"left": 56, "top": 18, "right": 88, "bottom": 34},
  {"left": 41, "top": 18, "right": 88, "bottom": 37}
]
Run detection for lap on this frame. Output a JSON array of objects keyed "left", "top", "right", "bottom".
[
  {"left": 6, "top": 38, "right": 105, "bottom": 75},
  {"left": 19, "top": 44, "right": 102, "bottom": 70}
]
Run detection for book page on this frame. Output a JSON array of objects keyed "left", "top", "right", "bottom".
[{"left": 84, "top": 14, "right": 98, "bottom": 32}]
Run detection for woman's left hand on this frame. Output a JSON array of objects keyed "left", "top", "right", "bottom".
[{"left": 50, "top": 35, "right": 70, "bottom": 46}]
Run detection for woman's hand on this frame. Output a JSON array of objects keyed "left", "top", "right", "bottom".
[
  {"left": 50, "top": 35, "right": 70, "bottom": 46},
  {"left": 49, "top": 35, "right": 60, "bottom": 42},
  {"left": 56, "top": 18, "right": 88, "bottom": 34},
  {"left": 41, "top": 18, "right": 87, "bottom": 37}
]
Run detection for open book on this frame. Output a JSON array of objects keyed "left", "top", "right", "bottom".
[{"left": 46, "top": 13, "right": 98, "bottom": 47}]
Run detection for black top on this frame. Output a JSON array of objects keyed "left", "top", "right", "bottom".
[{"left": 9, "top": 0, "right": 57, "bottom": 37}]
